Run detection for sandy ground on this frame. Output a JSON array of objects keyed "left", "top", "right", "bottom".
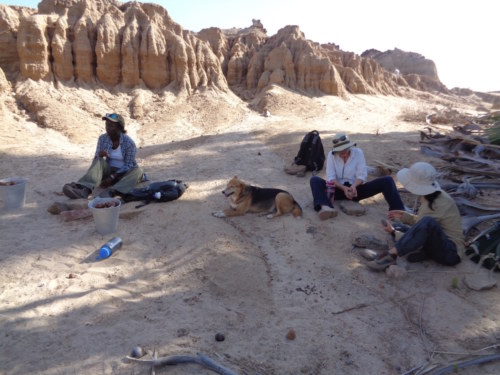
[{"left": 1, "top": 82, "right": 500, "bottom": 375}]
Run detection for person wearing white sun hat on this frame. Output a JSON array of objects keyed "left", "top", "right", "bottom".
[
  {"left": 309, "top": 132, "right": 405, "bottom": 220},
  {"left": 366, "top": 162, "right": 464, "bottom": 271}
]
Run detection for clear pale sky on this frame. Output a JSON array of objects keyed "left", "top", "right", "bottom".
[{"left": 2, "top": 0, "right": 498, "bottom": 92}]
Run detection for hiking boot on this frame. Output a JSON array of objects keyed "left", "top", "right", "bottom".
[
  {"left": 63, "top": 183, "right": 91, "bottom": 199},
  {"left": 406, "top": 251, "right": 429, "bottom": 263},
  {"left": 318, "top": 205, "right": 338, "bottom": 220},
  {"left": 366, "top": 251, "right": 397, "bottom": 271}
]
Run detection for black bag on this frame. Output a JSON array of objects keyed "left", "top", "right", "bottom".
[
  {"left": 122, "top": 180, "right": 187, "bottom": 206},
  {"left": 293, "top": 130, "right": 325, "bottom": 172},
  {"left": 465, "top": 221, "right": 500, "bottom": 271}
]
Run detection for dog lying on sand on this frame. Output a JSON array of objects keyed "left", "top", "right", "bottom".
[{"left": 212, "top": 176, "right": 302, "bottom": 219}]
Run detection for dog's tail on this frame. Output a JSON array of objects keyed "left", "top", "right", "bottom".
[{"left": 292, "top": 200, "right": 303, "bottom": 217}]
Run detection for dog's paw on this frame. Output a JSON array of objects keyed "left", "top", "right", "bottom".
[
  {"left": 212, "top": 211, "right": 226, "bottom": 218},
  {"left": 266, "top": 214, "right": 274, "bottom": 219}
]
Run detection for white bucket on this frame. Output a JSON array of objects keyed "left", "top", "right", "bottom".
[
  {"left": 88, "top": 197, "right": 121, "bottom": 235},
  {"left": 0, "top": 177, "right": 28, "bottom": 210}
]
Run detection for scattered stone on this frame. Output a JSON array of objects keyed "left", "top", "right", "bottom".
[
  {"left": 47, "top": 202, "right": 70, "bottom": 215},
  {"left": 352, "top": 233, "right": 388, "bottom": 251},
  {"left": 284, "top": 163, "right": 307, "bottom": 176},
  {"left": 67, "top": 273, "right": 77, "bottom": 279},
  {"left": 286, "top": 329, "right": 296, "bottom": 340},
  {"left": 48, "top": 199, "right": 89, "bottom": 215},
  {"left": 463, "top": 274, "right": 497, "bottom": 291},
  {"left": 130, "top": 346, "right": 144, "bottom": 358},
  {"left": 357, "top": 248, "right": 379, "bottom": 261},
  {"left": 215, "top": 333, "right": 225, "bottom": 342},
  {"left": 386, "top": 264, "right": 407, "bottom": 278},
  {"left": 60, "top": 208, "right": 92, "bottom": 222},
  {"left": 339, "top": 200, "right": 366, "bottom": 216},
  {"left": 177, "top": 328, "right": 189, "bottom": 337}
]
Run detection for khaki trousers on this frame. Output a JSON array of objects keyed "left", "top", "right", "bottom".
[{"left": 78, "top": 158, "right": 143, "bottom": 194}]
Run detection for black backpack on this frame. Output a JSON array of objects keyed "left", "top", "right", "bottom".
[
  {"left": 465, "top": 221, "right": 500, "bottom": 271},
  {"left": 294, "top": 130, "right": 325, "bottom": 172},
  {"left": 121, "top": 180, "right": 187, "bottom": 207}
]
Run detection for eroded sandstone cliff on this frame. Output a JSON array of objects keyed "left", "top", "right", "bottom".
[{"left": 0, "top": 0, "right": 447, "bottom": 98}]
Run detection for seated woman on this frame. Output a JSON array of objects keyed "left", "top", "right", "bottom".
[
  {"left": 62, "top": 113, "right": 144, "bottom": 199},
  {"left": 310, "top": 133, "right": 404, "bottom": 220},
  {"left": 367, "top": 162, "right": 464, "bottom": 271}
]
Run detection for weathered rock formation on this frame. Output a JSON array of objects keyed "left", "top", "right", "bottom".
[
  {"left": 1, "top": 0, "right": 227, "bottom": 92},
  {"left": 0, "top": 0, "right": 448, "bottom": 98},
  {"left": 362, "top": 48, "right": 447, "bottom": 92}
]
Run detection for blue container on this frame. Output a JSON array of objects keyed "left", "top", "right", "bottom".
[{"left": 97, "top": 237, "right": 123, "bottom": 260}]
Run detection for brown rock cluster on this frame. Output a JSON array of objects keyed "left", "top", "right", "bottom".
[{"left": 0, "top": 0, "right": 447, "bottom": 98}]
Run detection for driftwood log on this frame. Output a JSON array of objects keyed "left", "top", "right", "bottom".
[{"left": 126, "top": 352, "right": 238, "bottom": 375}]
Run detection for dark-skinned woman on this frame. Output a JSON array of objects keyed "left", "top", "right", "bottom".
[{"left": 62, "top": 113, "right": 144, "bottom": 199}]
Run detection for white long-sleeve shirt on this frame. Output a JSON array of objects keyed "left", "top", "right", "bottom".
[{"left": 325, "top": 148, "right": 367, "bottom": 185}]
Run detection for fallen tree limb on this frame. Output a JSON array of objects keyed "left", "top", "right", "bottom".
[
  {"left": 454, "top": 196, "right": 500, "bottom": 212},
  {"left": 126, "top": 352, "right": 238, "bottom": 375},
  {"left": 426, "top": 353, "right": 500, "bottom": 375},
  {"left": 450, "top": 164, "right": 500, "bottom": 178},
  {"left": 462, "top": 213, "right": 500, "bottom": 234}
]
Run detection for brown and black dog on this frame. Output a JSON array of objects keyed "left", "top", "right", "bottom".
[{"left": 212, "top": 176, "right": 302, "bottom": 219}]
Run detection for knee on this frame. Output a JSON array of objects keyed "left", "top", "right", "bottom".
[
  {"left": 310, "top": 176, "right": 324, "bottom": 188},
  {"left": 380, "top": 176, "right": 396, "bottom": 187}
]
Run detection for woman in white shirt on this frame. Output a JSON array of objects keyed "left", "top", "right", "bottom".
[{"left": 310, "top": 133, "right": 404, "bottom": 220}]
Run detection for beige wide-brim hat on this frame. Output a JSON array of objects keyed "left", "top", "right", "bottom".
[
  {"left": 332, "top": 133, "right": 356, "bottom": 152},
  {"left": 397, "top": 162, "right": 441, "bottom": 195}
]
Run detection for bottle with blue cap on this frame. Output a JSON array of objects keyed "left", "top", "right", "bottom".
[{"left": 97, "top": 237, "right": 123, "bottom": 260}]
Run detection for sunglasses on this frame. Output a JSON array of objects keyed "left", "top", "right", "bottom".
[
  {"left": 332, "top": 135, "right": 347, "bottom": 145},
  {"left": 106, "top": 113, "right": 118, "bottom": 120}
]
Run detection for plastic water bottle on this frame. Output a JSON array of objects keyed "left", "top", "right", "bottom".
[{"left": 97, "top": 237, "right": 123, "bottom": 260}]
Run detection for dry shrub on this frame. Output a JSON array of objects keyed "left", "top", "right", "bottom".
[{"left": 398, "top": 104, "right": 428, "bottom": 123}]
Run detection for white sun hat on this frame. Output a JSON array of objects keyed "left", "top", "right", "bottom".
[
  {"left": 331, "top": 133, "right": 356, "bottom": 152},
  {"left": 397, "top": 162, "right": 441, "bottom": 195}
]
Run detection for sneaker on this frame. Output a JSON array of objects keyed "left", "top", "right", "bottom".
[
  {"left": 63, "top": 183, "right": 91, "bottom": 199},
  {"left": 318, "top": 205, "right": 338, "bottom": 220},
  {"left": 406, "top": 251, "right": 428, "bottom": 263},
  {"left": 366, "top": 251, "right": 397, "bottom": 271}
]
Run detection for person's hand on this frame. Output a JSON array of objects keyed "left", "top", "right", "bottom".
[
  {"left": 387, "top": 210, "right": 404, "bottom": 220},
  {"left": 342, "top": 185, "right": 352, "bottom": 199},
  {"left": 99, "top": 177, "right": 113, "bottom": 188},
  {"left": 98, "top": 150, "right": 109, "bottom": 158},
  {"left": 380, "top": 219, "right": 395, "bottom": 234},
  {"left": 350, "top": 186, "right": 358, "bottom": 198}
]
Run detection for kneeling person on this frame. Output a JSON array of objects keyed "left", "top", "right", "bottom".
[{"left": 367, "top": 162, "right": 463, "bottom": 271}]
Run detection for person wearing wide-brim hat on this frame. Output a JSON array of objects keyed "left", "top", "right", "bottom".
[
  {"left": 366, "top": 162, "right": 464, "bottom": 271},
  {"left": 309, "top": 133, "right": 405, "bottom": 220},
  {"left": 62, "top": 113, "right": 146, "bottom": 199}
]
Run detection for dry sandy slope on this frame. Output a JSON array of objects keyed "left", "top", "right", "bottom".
[{"left": 0, "top": 83, "right": 499, "bottom": 375}]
